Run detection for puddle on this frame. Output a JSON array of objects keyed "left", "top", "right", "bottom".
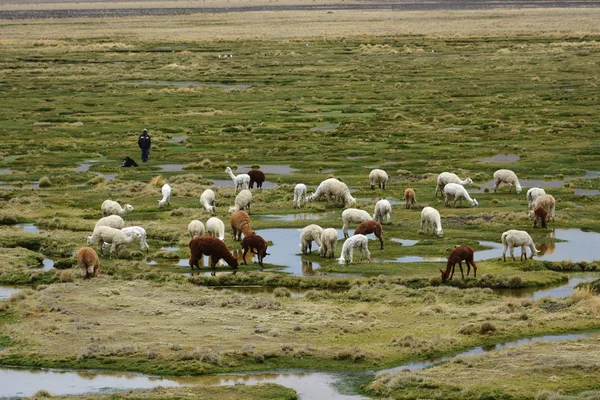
[
  {"left": 0, "top": 182, "right": 38, "bottom": 190},
  {"left": 321, "top": 169, "right": 335, "bottom": 174},
  {"left": 75, "top": 163, "right": 93, "bottom": 172},
  {"left": 356, "top": 197, "right": 403, "bottom": 206},
  {"left": 102, "top": 174, "right": 116, "bottom": 181},
  {"left": 153, "top": 45, "right": 187, "bottom": 51},
  {"left": 160, "top": 246, "right": 180, "bottom": 252},
  {"left": 0, "top": 286, "right": 20, "bottom": 301},
  {"left": 380, "top": 331, "right": 599, "bottom": 374},
  {"left": 236, "top": 165, "right": 299, "bottom": 175},
  {"left": 255, "top": 213, "right": 332, "bottom": 222},
  {"left": 477, "top": 171, "right": 600, "bottom": 193},
  {"left": 391, "top": 238, "right": 418, "bottom": 246},
  {"left": 346, "top": 156, "right": 369, "bottom": 160},
  {"left": 476, "top": 154, "right": 520, "bottom": 163},
  {"left": 311, "top": 123, "right": 337, "bottom": 132},
  {"left": 168, "top": 135, "right": 188, "bottom": 143},
  {"left": 159, "top": 164, "right": 185, "bottom": 172},
  {"left": 0, "top": 169, "right": 13, "bottom": 175},
  {"left": 122, "top": 81, "right": 252, "bottom": 89},
  {"left": 42, "top": 258, "right": 54, "bottom": 271},
  {"left": 494, "top": 273, "right": 599, "bottom": 299},
  {"left": 16, "top": 223, "right": 40, "bottom": 233},
  {"left": 365, "top": 165, "right": 380, "bottom": 169},
  {"left": 211, "top": 179, "right": 277, "bottom": 189},
  {"left": 574, "top": 189, "right": 600, "bottom": 196}
]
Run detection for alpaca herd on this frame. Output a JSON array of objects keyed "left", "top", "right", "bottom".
[{"left": 77, "top": 165, "right": 559, "bottom": 282}]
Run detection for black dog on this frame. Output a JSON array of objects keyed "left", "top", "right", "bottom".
[{"left": 122, "top": 156, "right": 139, "bottom": 168}]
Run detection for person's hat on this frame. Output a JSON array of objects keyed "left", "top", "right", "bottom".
[{"left": 143, "top": 128, "right": 148, "bottom": 133}]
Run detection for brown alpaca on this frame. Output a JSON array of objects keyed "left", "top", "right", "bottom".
[
  {"left": 230, "top": 210, "right": 254, "bottom": 241},
  {"left": 241, "top": 233, "right": 270, "bottom": 267},
  {"left": 404, "top": 188, "right": 417, "bottom": 209},
  {"left": 354, "top": 220, "right": 384, "bottom": 250},
  {"left": 440, "top": 245, "right": 477, "bottom": 282},
  {"left": 248, "top": 170, "right": 266, "bottom": 189},
  {"left": 189, "top": 236, "right": 239, "bottom": 273},
  {"left": 533, "top": 205, "right": 548, "bottom": 229},
  {"left": 76, "top": 247, "right": 100, "bottom": 279}
]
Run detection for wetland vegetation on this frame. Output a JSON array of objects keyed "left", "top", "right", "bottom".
[{"left": 1, "top": 5, "right": 600, "bottom": 399}]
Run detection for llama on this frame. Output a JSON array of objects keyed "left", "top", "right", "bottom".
[
  {"left": 228, "top": 189, "right": 252, "bottom": 213},
  {"left": 248, "top": 169, "right": 266, "bottom": 189},
  {"left": 338, "top": 234, "right": 370, "bottom": 264},
  {"left": 354, "top": 220, "right": 384, "bottom": 250},
  {"left": 308, "top": 178, "right": 356, "bottom": 207},
  {"left": 225, "top": 166, "right": 250, "bottom": 193},
  {"left": 369, "top": 169, "right": 389, "bottom": 190},
  {"left": 241, "top": 233, "right": 269, "bottom": 267},
  {"left": 404, "top": 188, "right": 416, "bottom": 209},
  {"left": 200, "top": 189, "right": 216, "bottom": 214},
  {"left": 87, "top": 226, "right": 142, "bottom": 256},
  {"left": 533, "top": 205, "right": 548, "bottom": 229},
  {"left": 501, "top": 230, "right": 539, "bottom": 261},
  {"left": 293, "top": 184, "right": 308, "bottom": 209},
  {"left": 443, "top": 183, "right": 478, "bottom": 208},
  {"left": 341, "top": 208, "right": 372, "bottom": 238},
  {"left": 300, "top": 224, "right": 323, "bottom": 254},
  {"left": 230, "top": 210, "right": 254, "bottom": 241},
  {"left": 101, "top": 200, "right": 134, "bottom": 217},
  {"left": 493, "top": 169, "right": 522, "bottom": 194},
  {"left": 440, "top": 246, "right": 477, "bottom": 281},
  {"left": 435, "top": 172, "right": 473, "bottom": 198},
  {"left": 158, "top": 184, "right": 171, "bottom": 207},
  {"left": 529, "top": 194, "right": 555, "bottom": 223},
  {"left": 373, "top": 199, "right": 392, "bottom": 223},
  {"left": 189, "top": 236, "right": 239, "bottom": 273},
  {"left": 206, "top": 217, "right": 225, "bottom": 240},
  {"left": 319, "top": 228, "right": 338, "bottom": 258},
  {"left": 188, "top": 220, "right": 205, "bottom": 239},
  {"left": 76, "top": 247, "right": 100, "bottom": 279},
  {"left": 420, "top": 207, "right": 443, "bottom": 237},
  {"left": 526, "top": 187, "right": 546, "bottom": 211}
]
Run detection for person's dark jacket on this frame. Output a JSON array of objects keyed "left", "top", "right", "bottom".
[{"left": 138, "top": 133, "right": 151, "bottom": 150}]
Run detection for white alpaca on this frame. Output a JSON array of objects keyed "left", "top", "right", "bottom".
[
  {"left": 501, "top": 229, "right": 539, "bottom": 261},
  {"left": 493, "top": 169, "right": 522, "bottom": 194},
  {"left": 526, "top": 188, "right": 546, "bottom": 211},
  {"left": 443, "top": 183, "right": 479, "bottom": 208},
  {"left": 309, "top": 178, "right": 356, "bottom": 207},
  {"left": 369, "top": 169, "right": 389, "bottom": 190},
  {"left": 300, "top": 224, "right": 323, "bottom": 254},
  {"left": 188, "top": 220, "right": 205, "bottom": 239},
  {"left": 420, "top": 207, "right": 443, "bottom": 237},
  {"left": 94, "top": 215, "right": 124, "bottom": 230},
  {"left": 341, "top": 208, "right": 372, "bottom": 238},
  {"left": 228, "top": 189, "right": 252, "bottom": 213},
  {"left": 101, "top": 200, "right": 134, "bottom": 217},
  {"left": 206, "top": 217, "right": 225, "bottom": 240},
  {"left": 293, "top": 184, "right": 308, "bottom": 209},
  {"left": 338, "top": 234, "right": 370, "bottom": 264},
  {"left": 158, "top": 184, "right": 171, "bottom": 207},
  {"left": 373, "top": 199, "right": 392, "bottom": 223},
  {"left": 319, "top": 228, "right": 338, "bottom": 258},
  {"left": 87, "top": 226, "right": 141, "bottom": 256},
  {"left": 225, "top": 166, "right": 250, "bottom": 193},
  {"left": 101, "top": 226, "right": 149, "bottom": 253},
  {"left": 529, "top": 194, "right": 556, "bottom": 222},
  {"left": 435, "top": 172, "right": 473, "bottom": 198},
  {"left": 200, "top": 189, "right": 216, "bottom": 214}
]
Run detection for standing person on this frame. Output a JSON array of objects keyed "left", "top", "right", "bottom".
[{"left": 138, "top": 128, "right": 151, "bottom": 163}]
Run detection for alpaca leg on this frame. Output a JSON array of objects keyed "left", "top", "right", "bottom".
[
  {"left": 449, "top": 263, "right": 455, "bottom": 280},
  {"left": 521, "top": 245, "right": 526, "bottom": 261},
  {"left": 377, "top": 232, "right": 384, "bottom": 250},
  {"left": 510, "top": 246, "right": 516, "bottom": 261},
  {"left": 444, "top": 194, "right": 450, "bottom": 207},
  {"left": 242, "top": 247, "right": 250, "bottom": 265},
  {"left": 458, "top": 261, "right": 464, "bottom": 279},
  {"left": 308, "top": 241, "right": 312, "bottom": 254},
  {"left": 343, "top": 223, "right": 349, "bottom": 239},
  {"left": 494, "top": 179, "right": 501, "bottom": 193},
  {"left": 364, "top": 246, "right": 371, "bottom": 262}
]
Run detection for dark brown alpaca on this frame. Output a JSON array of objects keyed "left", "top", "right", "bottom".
[
  {"left": 241, "top": 233, "right": 270, "bottom": 267},
  {"left": 230, "top": 210, "right": 254, "bottom": 241},
  {"left": 354, "top": 220, "right": 384, "bottom": 250},
  {"left": 440, "top": 245, "right": 477, "bottom": 281},
  {"left": 533, "top": 205, "right": 548, "bottom": 229},
  {"left": 404, "top": 188, "right": 416, "bottom": 209},
  {"left": 189, "top": 236, "right": 239, "bottom": 274},
  {"left": 76, "top": 247, "right": 100, "bottom": 279},
  {"left": 248, "top": 169, "right": 266, "bottom": 189}
]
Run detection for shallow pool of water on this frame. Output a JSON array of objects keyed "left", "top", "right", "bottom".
[
  {"left": 476, "top": 171, "right": 600, "bottom": 193},
  {"left": 494, "top": 273, "right": 599, "bottom": 299},
  {"left": 255, "top": 213, "right": 332, "bottom": 222},
  {"left": 0, "top": 169, "right": 13, "bottom": 175},
  {"left": 168, "top": 135, "right": 188, "bottom": 143},
  {"left": 574, "top": 189, "right": 600, "bottom": 196},
  {"left": 391, "top": 238, "right": 419, "bottom": 246},
  {"left": 16, "top": 223, "right": 40, "bottom": 233},
  {"left": 42, "top": 258, "right": 54, "bottom": 271},
  {"left": 311, "top": 123, "right": 337, "bottom": 132},
  {"left": 0, "top": 286, "right": 19, "bottom": 301},
  {"left": 236, "top": 165, "right": 299, "bottom": 175},
  {"left": 159, "top": 164, "right": 185, "bottom": 172},
  {"left": 476, "top": 154, "right": 520, "bottom": 163},
  {"left": 355, "top": 197, "right": 403, "bottom": 206},
  {"left": 161, "top": 246, "right": 181, "bottom": 252}
]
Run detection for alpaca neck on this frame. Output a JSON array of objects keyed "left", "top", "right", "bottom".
[
  {"left": 459, "top": 179, "right": 469, "bottom": 185},
  {"left": 227, "top": 170, "right": 236, "bottom": 180}
]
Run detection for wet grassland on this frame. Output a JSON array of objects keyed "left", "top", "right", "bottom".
[{"left": 1, "top": 12, "right": 600, "bottom": 399}]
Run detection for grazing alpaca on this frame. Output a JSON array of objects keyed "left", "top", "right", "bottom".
[
  {"left": 293, "top": 184, "right": 308, "bottom": 209},
  {"left": 200, "top": 189, "right": 216, "bottom": 214},
  {"left": 533, "top": 205, "right": 548, "bottom": 229},
  {"left": 188, "top": 220, "right": 205, "bottom": 239},
  {"left": 230, "top": 210, "right": 254, "bottom": 241},
  {"left": 435, "top": 172, "right": 473, "bottom": 199},
  {"left": 354, "top": 220, "right": 384, "bottom": 250},
  {"left": 241, "top": 233, "right": 269, "bottom": 267},
  {"left": 369, "top": 169, "right": 389, "bottom": 190},
  {"left": 529, "top": 194, "right": 555, "bottom": 223},
  {"left": 308, "top": 178, "right": 356, "bottom": 207},
  {"left": 300, "top": 224, "right": 323, "bottom": 254},
  {"left": 341, "top": 208, "right": 373, "bottom": 238},
  {"left": 526, "top": 187, "right": 546, "bottom": 211},
  {"left": 338, "top": 234, "right": 371, "bottom": 264},
  {"left": 158, "top": 184, "right": 171, "bottom": 207},
  {"left": 501, "top": 229, "right": 539, "bottom": 261},
  {"left": 76, "top": 247, "right": 100, "bottom": 279},
  {"left": 440, "top": 246, "right": 477, "bottom": 281},
  {"left": 101, "top": 200, "right": 134, "bottom": 217},
  {"left": 228, "top": 189, "right": 252, "bottom": 213},
  {"left": 87, "top": 226, "right": 141, "bottom": 256},
  {"left": 248, "top": 169, "right": 266, "bottom": 189},
  {"left": 319, "top": 228, "right": 338, "bottom": 259},
  {"left": 404, "top": 188, "right": 416, "bottom": 209},
  {"left": 189, "top": 236, "right": 239, "bottom": 273},
  {"left": 420, "top": 207, "right": 443, "bottom": 237},
  {"left": 225, "top": 166, "right": 250, "bottom": 193},
  {"left": 443, "top": 183, "right": 478, "bottom": 208},
  {"left": 493, "top": 169, "right": 522, "bottom": 194},
  {"left": 206, "top": 217, "right": 225, "bottom": 240},
  {"left": 373, "top": 199, "right": 392, "bottom": 223}
]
